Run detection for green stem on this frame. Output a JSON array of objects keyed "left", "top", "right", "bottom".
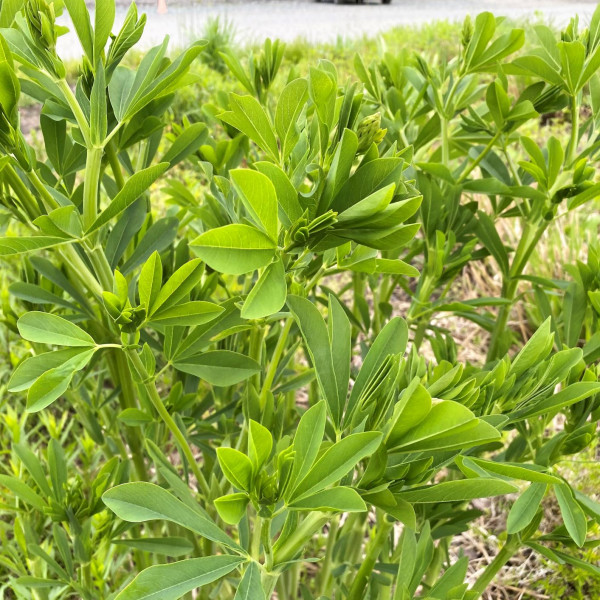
[
  {"left": 248, "top": 325, "right": 265, "bottom": 393},
  {"left": 262, "top": 518, "right": 274, "bottom": 571},
  {"left": 457, "top": 131, "right": 501, "bottom": 183},
  {"left": 261, "top": 571, "right": 279, "bottom": 598},
  {"left": 469, "top": 535, "right": 520, "bottom": 598},
  {"left": 3, "top": 165, "right": 39, "bottom": 218},
  {"left": 83, "top": 147, "right": 103, "bottom": 231},
  {"left": 259, "top": 318, "right": 292, "bottom": 406},
  {"left": 27, "top": 169, "right": 60, "bottom": 211},
  {"left": 88, "top": 245, "right": 115, "bottom": 291},
  {"left": 567, "top": 94, "right": 579, "bottom": 166},
  {"left": 251, "top": 514, "right": 263, "bottom": 560},
  {"left": 318, "top": 515, "right": 339, "bottom": 596},
  {"left": 56, "top": 79, "right": 91, "bottom": 146},
  {"left": 110, "top": 350, "right": 149, "bottom": 481},
  {"left": 126, "top": 346, "right": 211, "bottom": 497},
  {"left": 106, "top": 141, "right": 125, "bottom": 189},
  {"left": 273, "top": 512, "right": 328, "bottom": 565},
  {"left": 486, "top": 221, "right": 548, "bottom": 362},
  {"left": 346, "top": 512, "right": 393, "bottom": 600},
  {"left": 61, "top": 246, "right": 104, "bottom": 298},
  {"left": 440, "top": 117, "right": 450, "bottom": 166}
]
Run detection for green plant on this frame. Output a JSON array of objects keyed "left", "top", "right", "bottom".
[
  {"left": 199, "top": 16, "right": 236, "bottom": 73},
  {"left": 1, "top": 1, "right": 600, "bottom": 599}
]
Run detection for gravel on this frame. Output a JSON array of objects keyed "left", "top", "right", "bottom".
[{"left": 57, "top": 0, "right": 598, "bottom": 58}]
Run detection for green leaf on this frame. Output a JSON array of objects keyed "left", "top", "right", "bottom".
[
  {"left": 18, "top": 312, "right": 95, "bottom": 347},
  {"left": 476, "top": 210, "right": 509, "bottom": 276},
  {"left": 162, "top": 122, "right": 208, "bottom": 166},
  {"left": 87, "top": 163, "right": 169, "bottom": 233},
  {"left": 149, "top": 301, "right": 224, "bottom": 327},
  {"left": 112, "top": 537, "right": 194, "bottom": 557},
  {"left": 275, "top": 78, "right": 308, "bottom": 160},
  {"left": 217, "top": 448, "right": 253, "bottom": 491},
  {"left": 191, "top": 224, "right": 276, "bottom": 274},
  {"left": 509, "top": 318, "right": 553, "bottom": 377},
  {"left": 241, "top": 258, "right": 286, "bottom": 320},
  {"left": 13, "top": 443, "right": 51, "bottom": 496},
  {"left": 90, "top": 59, "right": 107, "bottom": 145},
  {"left": 346, "top": 317, "right": 407, "bottom": 425},
  {"left": 395, "top": 478, "right": 518, "bottom": 503},
  {"left": 248, "top": 420, "right": 272, "bottom": 471},
  {"left": 288, "top": 401, "right": 326, "bottom": 495},
  {"left": 287, "top": 295, "right": 341, "bottom": 425},
  {"left": 139, "top": 251, "right": 163, "bottom": 312},
  {"left": 290, "top": 431, "right": 382, "bottom": 501},
  {"left": 331, "top": 158, "right": 403, "bottom": 214},
  {"left": 8, "top": 348, "right": 90, "bottom": 392},
  {"left": 507, "top": 483, "right": 547, "bottom": 534},
  {"left": 149, "top": 258, "right": 204, "bottom": 316},
  {"left": 94, "top": 0, "right": 115, "bottom": 61},
  {"left": 173, "top": 351, "right": 261, "bottom": 386},
  {"left": 103, "top": 482, "right": 241, "bottom": 551},
  {"left": 118, "top": 408, "right": 153, "bottom": 426},
  {"left": 329, "top": 294, "right": 351, "bottom": 414},
  {"left": 64, "top": 0, "right": 94, "bottom": 61},
  {"left": 564, "top": 281, "right": 586, "bottom": 348},
  {"left": 114, "top": 555, "right": 246, "bottom": 600},
  {"left": 255, "top": 162, "right": 302, "bottom": 226},
  {"left": 289, "top": 487, "right": 367, "bottom": 512},
  {"left": 121, "top": 218, "right": 178, "bottom": 275},
  {"left": 461, "top": 457, "right": 561, "bottom": 484},
  {"left": 214, "top": 493, "right": 250, "bottom": 525},
  {"left": 220, "top": 93, "right": 279, "bottom": 160},
  {"left": 234, "top": 563, "right": 265, "bottom": 600},
  {"left": 0, "top": 474, "right": 46, "bottom": 510},
  {"left": 509, "top": 381, "right": 600, "bottom": 422},
  {"left": 558, "top": 41, "right": 585, "bottom": 93},
  {"left": 27, "top": 349, "right": 94, "bottom": 411},
  {"left": 0, "top": 236, "right": 70, "bottom": 256},
  {"left": 230, "top": 169, "right": 278, "bottom": 240},
  {"left": 0, "top": 0, "right": 24, "bottom": 27},
  {"left": 309, "top": 66, "right": 336, "bottom": 129},
  {"left": 336, "top": 183, "right": 395, "bottom": 224},
  {"left": 555, "top": 483, "right": 587, "bottom": 547}
]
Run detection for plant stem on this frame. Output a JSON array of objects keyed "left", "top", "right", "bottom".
[
  {"left": 261, "top": 571, "right": 279, "bottom": 598},
  {"left": 259, "top": 318, "right": 292, "bottom": 406},
  {"left": 110, "top": 350, "right": 149, "bottom": 481},
  {"left": 469, "top": 535, "right": 520, "bottom": 598},
  {"left": 486, "top": 221, "right": 548, "bottom": 362},
  {"left": 273, "top": 512, "right": 328, "bottom": 565},
  {"left": 106, "top": 141, "right": 125, "bottom": 190},
  {"left": 440, "top": 117, "right": 450, "bottom": 166},
  {"left": 126, "top": 346, "right": 211, "bottom": 497},
  {"left": 56, "top": 79, "right": 91, "bottom": 146},
  {"left": 458, "top": 131, "right": 501, "bottom": 183},
  {"left": 567, "top": 93, "right": 579, "bottom": 166},
  {"left": 27, "top": 169, "right": 60, "bottom": 211},
  {"left": 83, "top": 147, "right": 103, "bottom": 231},
  {"left": 318, "top": 515, "right": 339, "bottom": 596},
  {"left": 251, "top": 514, "right": 263, "bottom": 560},
  {"left": 346, "top": 512, "right": 393, "bottom": 600},
  {"left": 3, "top": 165, "right": 39, "bottom": 218}
]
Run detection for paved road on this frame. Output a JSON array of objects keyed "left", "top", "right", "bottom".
[{"left": 57, "top": 0, "right": 598, "bottom": 58}]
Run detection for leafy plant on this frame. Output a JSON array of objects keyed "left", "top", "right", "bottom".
[{"left": 1, "top": 1, "right": 600, "bottom": 599}]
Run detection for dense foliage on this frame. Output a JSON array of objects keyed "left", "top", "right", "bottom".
[{"left": 1, "top": 1, "right": 600, "bottom": 598}]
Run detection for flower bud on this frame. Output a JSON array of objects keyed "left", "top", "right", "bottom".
[
  {"left": 356, "top": 112, "right": 387, "bottom": 153},
  {"left": 461, "top": 15, "right": 473, "bottom": 49}
]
